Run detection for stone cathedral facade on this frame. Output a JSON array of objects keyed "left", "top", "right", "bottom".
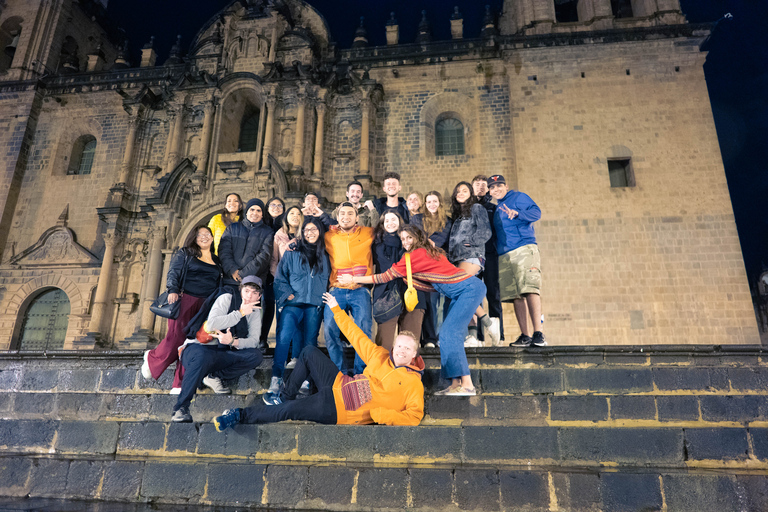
[{"left": 0, "top": 0, "right": 759, "bottom": 350}]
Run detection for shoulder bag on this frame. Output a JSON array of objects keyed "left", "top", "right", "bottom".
[
  {"left": 150, "top": 251, "right": 191, "bottom": 319},
  {"left": 403, "top": 253, "right": 419, "bottom": 312}
]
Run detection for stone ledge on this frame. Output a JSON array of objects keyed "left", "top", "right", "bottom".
[
  {"left": 2, "top": 420, "right": 768, "bottom": 469},
  {"left": 5, "top": 391, "right": 768, "bottom": 425},
  {"left": 1, "top": 457, "right": 766, "bottom": 512}
]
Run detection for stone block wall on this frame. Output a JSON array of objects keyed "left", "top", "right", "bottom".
[{"left": 506, "top": 40, "right": 758, "bottom": 344}]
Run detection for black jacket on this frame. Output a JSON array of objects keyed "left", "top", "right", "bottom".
[
  {"left": 373, "top": 233, "right": 426, "bottom": 316},
  {"left": 218, "top": 219, "right": 274, "bottom": 281},
  {"left": 478, "top": 194, "right": 498, "bottom": 255},
  {"left": 373, "top": 196, "right": 410, "bottom": 223}
]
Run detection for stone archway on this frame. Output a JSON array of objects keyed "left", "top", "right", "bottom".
[
  {"left": 4, "top": 274, "right": 86, "bottom": 350},
  {"left": 16, "top": 288, "right": 70, "bottom": 350}
]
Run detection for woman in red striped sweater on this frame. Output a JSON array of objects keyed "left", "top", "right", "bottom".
[{"left": 338, "top": 225, "right": 486, "bottom": 396}]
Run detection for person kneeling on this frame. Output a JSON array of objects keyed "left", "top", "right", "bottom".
[
  {"left": 214, "top": 292, "right": 424, "bottom": 430},
  {"left": 172, "top": 276, "right": 264, "bottom": 423}
]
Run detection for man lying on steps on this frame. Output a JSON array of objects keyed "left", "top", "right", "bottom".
[{"left": 214, "top": 292, "right": 425, "bottom": 430}]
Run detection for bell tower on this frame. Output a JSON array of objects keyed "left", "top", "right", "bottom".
[
  {"left": 500, "top": 0, "right": 686, "bottom": 35},
  {"left": 0, "top": 0, "right": 118, "bottom": 81}
]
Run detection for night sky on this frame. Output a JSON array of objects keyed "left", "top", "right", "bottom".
[{"left": 107, "top": 0, "right": 768, "bottom": 282}]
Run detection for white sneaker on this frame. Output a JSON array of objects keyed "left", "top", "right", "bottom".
[
  {"left": 299, "top": 380, "right": 311, "bottom": 395},
  {"left": 285, "top": 358, "right": 297, "bottom": 369},
  {"left": 169, "top": 387, "right": 181, "bottom": 395},
  {"left": 486, "top": 317, "right": 501, "bottom": 346},
  {"left": 464, "top": 335, "right": 482, "bottom": 348},
  {"left": 268, "top": 376, "right": 282, "bottom": 394},
  {"left": 141, "top": 350, "right": 153, "bottom": 380},
  {"left": 203, "top": 375, "right": 231, "bottom": 394}
]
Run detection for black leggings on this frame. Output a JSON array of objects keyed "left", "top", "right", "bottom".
[{"left": 241, "top": 346, "right": 339, "bottom": 425}]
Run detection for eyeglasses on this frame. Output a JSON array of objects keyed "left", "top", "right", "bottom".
[
  {"left": 303, "top": 227, "right": 320, "bottom": 234},
  {"left": 197, "top": 234, "right": 213, "bottom": 240},
  {"left": 268, "top": 203, "right": 284, "bottom": 210}
]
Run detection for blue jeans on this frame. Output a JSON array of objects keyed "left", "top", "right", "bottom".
[
  {"left": 433, "top": 277, "right": 487, "bottom": 380},
  {"left": 273, "top": 304, "right": 322, "bottom": 378},
  {"left": 323, "top": 287, "right": 372, "bottom": 375}
]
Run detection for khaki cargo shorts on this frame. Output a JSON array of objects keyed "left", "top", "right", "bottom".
[{"left": 499, "top": 244, "right": 541, "bottom": 301}]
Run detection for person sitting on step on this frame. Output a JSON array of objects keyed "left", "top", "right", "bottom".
[
  {"left": 171, "top": 276, "right": 264, "bottom": 423},
  {"left": 213, "top": 292, "right": 425, "bottom": 430}
]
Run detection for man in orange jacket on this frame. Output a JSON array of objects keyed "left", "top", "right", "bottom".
[
  {"left": 214, "top": 292, "right": 425, "bottom": 429},
  {"left": 323, "top": 202, "right": 374, "bottom": 375}
]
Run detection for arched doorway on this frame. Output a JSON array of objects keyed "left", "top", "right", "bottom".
[{"left": 18, "top": 288, "right": 70, "bottom": 350}]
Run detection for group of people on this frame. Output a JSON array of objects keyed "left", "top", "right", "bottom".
[{"left": 139, "top": 172, "right": 546, "bottom": 426}]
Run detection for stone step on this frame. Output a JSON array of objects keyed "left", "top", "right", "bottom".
[
  {"left": 3, "top": 390, "right": 768, "bottom": 426},
  {"left": 2, "top": 454, "right": 766, "bottom": 512},
  {"left": 1, "top": 419, "right": 766, "bottom": 470},
  {"left": 3, "top": 347, "right": 767, "bottom": 396}
]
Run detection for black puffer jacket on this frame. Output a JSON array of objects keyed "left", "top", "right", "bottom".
[{"left": 218, "top": 219, "right": 274, "bottom": 282}]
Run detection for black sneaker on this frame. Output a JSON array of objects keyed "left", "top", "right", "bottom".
[
  {"left": 171, "top": 406, "right": 193, "bottom": 423},
  {"left": 532, "top": 331, "right": 547, "bottom": 347},
  {"left": 509, "top": 334, "right": 533, "bottom": 347}
]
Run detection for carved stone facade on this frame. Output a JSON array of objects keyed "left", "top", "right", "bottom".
[{"left": 0, "top": 0, "right": 760, "bottom": 349}]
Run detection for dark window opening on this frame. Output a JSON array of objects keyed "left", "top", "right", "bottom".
[
  {"left": 58, "top": 36, "right": 80, "bottom": 74},
  {"left": 555, "top": 0, "right": 579, "bottom": 23},
  {"left": 611, "top": 0, "right": 634, "bottom": 18},
  {"left": 608, "top": 158, "right": 634, "bottom": 187},
  {"left": 436, "top": 117, "right": 465, "bottom": 156},
  {"left": 238, "top": 112, "right": 260, "bottom": 152},
  {"left": 0, "top": 17, "right": 23, "bottom": 72}
]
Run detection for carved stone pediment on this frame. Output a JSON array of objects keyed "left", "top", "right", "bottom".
[{"left": 11, "top": 226, "right": 99, "bottom": 267}]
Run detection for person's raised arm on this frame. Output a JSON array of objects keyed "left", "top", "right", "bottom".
[{"left": 322, "top": 292, "right": 386, "bottom": 366}]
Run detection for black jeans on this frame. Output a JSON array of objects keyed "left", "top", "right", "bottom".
[
  {"left": 175, "top": 344, "right": 262, "bottom": 412},
  {"left": 260, "top": 276, "right": 275, "bottom": 345},
  {"left": 479, "top": 251, "right": 505, "bottom": 341},
  {"left": 241, "top": 346, "right": 339, "bottom": 425}
]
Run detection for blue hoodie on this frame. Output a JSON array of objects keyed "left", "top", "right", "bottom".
[{"left": 494, "top": 190, "right": 541, "bottom": 254}]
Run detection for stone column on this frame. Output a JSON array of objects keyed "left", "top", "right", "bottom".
[
  {"left": 140, "top": 226, "right": 166, "bottom": 332},
  {"left": 261, "top": 96, "right": 277, "bottom": 168},
  {"left": 197, "top": 100, "right": 215, "bottom": 172},
  {"left": 87, "top": 232, "right": 120, "bottom": 335},
  {"left": 292, "top": 88, "right": 306, "bottom": 170},
  {"left": 168, "top": 105, "right": 185, "bottom": 166},
  {"left": 359, "top": 98, "right": 371, "bottom": 175},
  {"left": 313, "top": 103, "right": 326, "bottom": 176},
  {"left": 162, "top": 109, "right": 177, "bottom": 171},
  {"left": 118, "top": 115, "right": 140, "bottom": 185}
]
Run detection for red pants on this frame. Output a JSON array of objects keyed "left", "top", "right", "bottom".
[{"left": 147, "top": 293, "right": 204, "bottom": 388}]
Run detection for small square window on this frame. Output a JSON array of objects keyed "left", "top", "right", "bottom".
[{"left": 608, "top": 158, "right": 634, "bottom": 187}]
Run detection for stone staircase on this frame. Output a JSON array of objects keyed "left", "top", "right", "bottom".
[{"left": 1, "top": 346, "right": 767, "bottom": 511}]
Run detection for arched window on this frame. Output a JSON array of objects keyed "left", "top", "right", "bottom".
[
  {"left": 0, "top": 17, "right": 23, "bottom": 72},
  {"left": 435, "top": 118, "right": 465, "bottom": 156},
  {"left": 238, "top": 113, "right": 260, "bottom": 152},
  {"left": 18, "top": 289, "right": 70, "bottom": 350},
  {"left": 68, "top": 135, "right": 96, "bottom": 175},
  {"left": 58, "top": 36, "right": 80, "bottom": 74}
]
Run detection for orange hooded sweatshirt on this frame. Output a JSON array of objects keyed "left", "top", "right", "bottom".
[
  {"left": 330, "top": 305, "right": 425, "bottom": 426},
  {"left": 325, "top": 225, "right": 374, "bottom": 289}
]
